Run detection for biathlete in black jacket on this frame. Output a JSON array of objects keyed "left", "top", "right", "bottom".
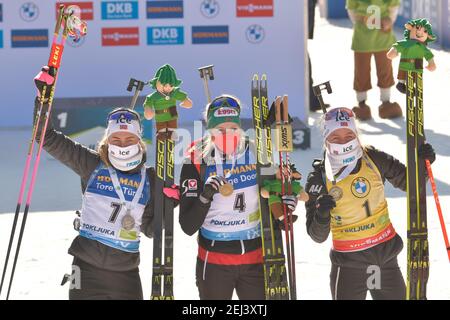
[
  {"left": 179, "top": 95, "right": 301, "bottom": 300},
  {"left": 33, "top": 66, "right": 176, "bottom": 300},
  {"left": 304, "top": 107, "right": 436, "bottom": 300}
]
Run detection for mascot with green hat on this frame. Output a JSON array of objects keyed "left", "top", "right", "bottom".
[
  {"left": 387, "top": 18, "right": 437, "bottom": 94},
  {"left": 143, "top": 64, "right": 192, "bottom": 139}
]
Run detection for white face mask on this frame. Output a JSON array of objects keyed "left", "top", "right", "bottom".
[
  {"left": 326, "top": 138, "right": 363, "bottom": 178},
  {"left": 108, "top": 143, "right": 143, "bottom": 171}
]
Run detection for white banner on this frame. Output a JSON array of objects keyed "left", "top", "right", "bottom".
[{"left": 0, "top": 0, "right": 308, "bottom": 127}]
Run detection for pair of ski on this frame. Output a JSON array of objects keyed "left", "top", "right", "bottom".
[
  {"left": 251, "top": 75, "right": 297, "bottom": 300},
  {"left": 151, "top": 135, "right": 175, "bottom": 300},
  {"left": 126, "top": 80, "right": 175, "bottom": 300},
  {"left": 405, "top": 71, "right": 450, "bottom": 300}
]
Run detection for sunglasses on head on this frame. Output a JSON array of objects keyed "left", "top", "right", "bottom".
[
  {"left": 325, "top": 108, "right": 354, "bottom": 121},
  {"left": 107, "top": 109, "right": 141, "bottom": 128},
  {"left": 208, "top": 96, "right": 240, "bottom": 115}
]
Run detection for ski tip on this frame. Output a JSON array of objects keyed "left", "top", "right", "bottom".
[
  {"left": 260, "top": 74, "right": 268, "bottom": 90},
  {"left": 252, "top": 74, "right": 259, "bottom": 81}
]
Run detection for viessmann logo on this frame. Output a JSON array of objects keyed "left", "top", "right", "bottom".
[
  {"left": 102, "top": 27, "right": 139, "bottom": 46},
  {"left": 56, "top": 2, "right": 94, "bottom": 20},
  {"left": 11, "top": 29, "right": 48, "bottom": 48},
  {"left": 236, "top": 0, "right": 273, "bottom": 17},
  {"left": 146, "top": 0, "right": 183, "bottom": 19}
]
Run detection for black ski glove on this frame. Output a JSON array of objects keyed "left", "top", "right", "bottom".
[
  {"left": 34, "top": 66, "right": 56, "bottom": 101},
  {"left": 200, "top": 176, "right": 227, "bottom": 203},
  {"left": 276, "top": 214, "right": 298, "bottom": 231},
  {"left": 418, "top": 143, "right": 436, "bottom": 165},
  {"left": 315, "top": 194, "right": 336, "bottom": 222}
]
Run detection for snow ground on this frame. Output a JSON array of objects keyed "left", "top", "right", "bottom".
[{"left": 0, "top": 16, "right": 449, "bottom": 300}]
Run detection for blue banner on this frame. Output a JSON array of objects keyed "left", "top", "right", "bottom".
[
  {"left": 101, "top": 1, "right": 139, "bottom": 20},
  {"left": 11, "top": 29, "right": 48, "bottom": 48},
  {"left": 146, "top": 0, "right": 183, "bottom": 19},
  {"left": 147, "top": 26, "right": 184, "bottom": 45},
  {"left": 192, "top": 25, "right": 229, "bottom": 44}
]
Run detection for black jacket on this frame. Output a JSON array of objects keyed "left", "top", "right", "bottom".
[
  {"left": 304, "top": 146, "right": 407, "bottom": 268},
  {"left": 35, "top": 99, "right": 154, "bottom": 272},
  {"left": 179, "top": 140, "right": 262, "bottom": 255}
]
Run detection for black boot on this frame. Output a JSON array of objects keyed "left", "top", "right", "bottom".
[{"left": 396, "top": 82, "right": 406, "bottom": 94}]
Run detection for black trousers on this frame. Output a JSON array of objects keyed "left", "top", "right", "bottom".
[
  {"left": 330, "top": 261, "right": 406, "bottom": 300},
  {"left": 68, "top": 258, "right": 143, "bottom": 300},
  {"left": 196, "top": 258, "right": 265, "bottom": 300}
]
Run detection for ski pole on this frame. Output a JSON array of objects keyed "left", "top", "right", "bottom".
[
  {"left": 0, "top": 6, "right": 66, "bottom": 298},
  {"left": 127, "top": 78, "right": 148, "bottom": 110},
  {"left": 281, "top": 95, "right": 297, "bottom": 299},
  {"left": 0, "top": 86, "right": 47, "bottom": 296},
  {"left": 275, "top": 96, "right": 296, "bottom": 300},
  {"left": 425, "top": 160, "right": 450, "bottom": 262},
  {"left": 198, "top": 65, "right": 214, "bottom": 103},
  {"left": 5, "top": 6, "right": 87, "bottom": 300}
]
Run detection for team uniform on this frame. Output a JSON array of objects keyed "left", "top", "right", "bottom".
[
  {"left": 34, "top": 100, "right": 155, "bottom": 300},
  {"left": 179, "top": 139, "right": 265, "bottom": 300},
  {"left": 305, "top": 146, "right": 407, "bottom": 300}
]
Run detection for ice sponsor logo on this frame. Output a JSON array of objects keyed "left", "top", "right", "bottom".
[
  {"left": 246, "top": 24, "right": 264, "bottom": 43},
  {"left": 102, "top": 27, "right": 139, "bottom": 46},
  {"left": 192, "top": 25, "right": 229, "bottom": 44},
  {"left": 56, "top": 2, "right": 94, "bottom": 20},
  {"left": 236, "top": 0, "right": 273, "bottom": 17},
  {"left": 214, "top": 107, "right": 239, "bottom": 117},
  {"left": 116, "top": 113, "right": 133, "bottom": 124},
  {"left": 147, "top": 26, "right": 183, "bottom": 45},
  {"left": 201, "top": 0, "right": 219, "bottom": 18},
  {"left": 11, "top": 29, "right": 48, "bottom": 48},
  {"left": 146, "top": 0, "right": 183, "bottom": 19},
  {"left": 102, "top": 1, "right": 139, "bottom": 20},
  {"left": 0, "top": 30, "right": 2, "bottom": 48},
  {"left": 0, "top": 4, "right": 3, "bottom": 22},
  {"left": 20, "top": 2, "right": 39, "bottom": 22}
]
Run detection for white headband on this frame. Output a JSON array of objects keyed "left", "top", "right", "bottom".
[
  {"left": 323, "top": 108, "right": 357, "bottom": 139},
  {"left": 106, "top": 112, "right": 142, "bottom": 138}
]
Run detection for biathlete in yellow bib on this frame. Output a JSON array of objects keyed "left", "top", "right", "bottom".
[{"left": 304, "top": 107, "right": 436, "bottom": 300}]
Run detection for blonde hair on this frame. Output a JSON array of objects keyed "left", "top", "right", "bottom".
[{"left": 97, "top": 132, "right": 147, "bottom": 167}]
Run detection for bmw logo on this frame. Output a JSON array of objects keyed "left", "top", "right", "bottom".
[
  {"left": 201, "top": 0, "right": 220, "bottom": 18},
  {"left": 246, "top": 25, "right": 265, "bottom": 44},
  {"left": 351, "top": 177, "right": 371, "bottom": 198},
  {"left": 20, "top": 2, "right": 39, "bottom": 22}
]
